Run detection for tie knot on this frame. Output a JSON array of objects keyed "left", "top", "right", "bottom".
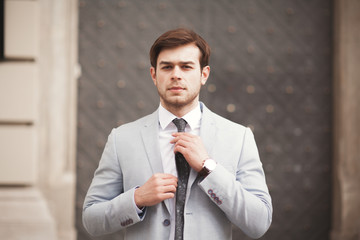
[{"left": 172, "top": 118, "right": 187, "bottom": 132}]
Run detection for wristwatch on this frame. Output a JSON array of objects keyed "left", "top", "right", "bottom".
[{"left": 199, "top": 158, "right": 217, "bottom": 177}]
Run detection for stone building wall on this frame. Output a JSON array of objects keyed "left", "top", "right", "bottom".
[{"left": 0, "top": 0, "right": 79, "bottom": 239}]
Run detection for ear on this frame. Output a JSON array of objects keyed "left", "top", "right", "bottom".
[
  {"left": 150, "top": 67, "right": 157, "bottom": 85},
  {"left": 200, "top": 66, "right": 210, "bottom": 85}
]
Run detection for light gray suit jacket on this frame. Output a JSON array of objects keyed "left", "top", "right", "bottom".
[{"left": 83, "top": 103, "right": 272, "bottom": 239}]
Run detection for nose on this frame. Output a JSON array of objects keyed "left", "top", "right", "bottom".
[{"left": 171, "top": 66, "right": 182, "bottom": 80}]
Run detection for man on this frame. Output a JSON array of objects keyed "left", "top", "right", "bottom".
[{"left": 83, "top": 28, "right": 272, "bottom": 240}]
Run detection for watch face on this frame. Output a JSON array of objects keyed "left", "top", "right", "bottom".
[{"left": 205, "top": 159, "right": 217, "bottom": 171}]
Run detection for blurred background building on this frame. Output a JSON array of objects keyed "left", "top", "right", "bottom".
[{"left": 0, "top": 0, "right": 359, "bottom": 240}]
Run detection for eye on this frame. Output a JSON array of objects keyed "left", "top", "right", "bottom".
[
  {"left": 182, "top": 65, "right": 192, "bottom": 69},
  {"left": 161, "top": 65, "right": 172, "bottom": 70}
]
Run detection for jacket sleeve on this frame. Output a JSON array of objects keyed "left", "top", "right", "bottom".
[
  {"left": 82, "top": 129, "right": 145, "bottom": 237},
  {"left": 198, "top": 128, "right": 273, "bottom": 239}
]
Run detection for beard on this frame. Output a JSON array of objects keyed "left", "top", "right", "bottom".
[{"left": 157, "top": 88, "right": 200, "bottom": 112}]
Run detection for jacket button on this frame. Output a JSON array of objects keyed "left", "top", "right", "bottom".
[{"left": 163, "top": 219, "right": 171, "bottom": 226}]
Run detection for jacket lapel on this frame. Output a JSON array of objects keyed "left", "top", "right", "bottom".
[
  {"left": 187, "top": 104, "right": 217, "bottom": 191},
  {"left": 141, "top": 110, "right": 164, "bottom": 174},
  {"left": 140, "top": 110, "right": 171, "bottom": 213}
]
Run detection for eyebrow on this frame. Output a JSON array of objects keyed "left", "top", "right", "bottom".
[{"left": 159, "top": 61, "right": 196, "bottom": 65}]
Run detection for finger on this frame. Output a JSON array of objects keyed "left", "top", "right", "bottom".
[
  {"left": 162, "top": 178, "right": 178, "bottom": 187},
  {"left": 173, "top": 133, "right": 199, "bottom": 144},
  {"left": 171, "top": 133, "right": 196, "bottom": 141},
  {"left": 172, "top": 132, "right": 195, "bottom": 137},
  {"left": 161, "top": 192, "right": 176, "bottom": 200},
  {"left": 152, "top": 174, "right": 177, "bottom": 185},
  {"left": 173, "top": 145, "right": 188, "bottom": 156},
  {"left": 162, "top": 184, "right": 177, "bottom": 193},
  {"left": 171, "top": 135, "right": 195, "bottom": 146},
  {"left": 163, "top": 176, "right": 178, "bottom": 184},
  {"left": 155, "top": 173, "right": 177, "bottom": 180},
  {"left": 170, "top": 137, "right": 190, "bottom": 145},
  {"left": 173, "top": 138, "right": 186, "bottom": 146},
  {"left": 170, "top": 135, "right": 182, "bottom": 144},
  {"left": 174, "top": 139, "right": 197, "bottom": 152}
]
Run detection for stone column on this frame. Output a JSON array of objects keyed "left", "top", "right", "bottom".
[
  {"left": 331, "top": 1, "right": 360, "bottom": 240},
  {"left": 37, "top": 0, "right": 79, "bottom": 239}
]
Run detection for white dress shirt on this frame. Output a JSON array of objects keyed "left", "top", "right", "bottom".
[{"left": 158, "top": 102, "right": 202, "bottom": 240}]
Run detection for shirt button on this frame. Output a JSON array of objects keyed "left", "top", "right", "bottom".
[{"left": 163, "top": 219, "right": 171, "bottom": 226}]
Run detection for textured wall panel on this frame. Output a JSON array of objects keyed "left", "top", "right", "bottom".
[
  {"left": 77, "top": 1, "right": 332, "bottom": 239},
  {"left": 0, "top": 62, "right": 37, "bottom": 121}
]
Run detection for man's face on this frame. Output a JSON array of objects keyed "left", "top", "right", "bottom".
[{"left": 150, "top": 43, "right": 210, "bottom": 114}]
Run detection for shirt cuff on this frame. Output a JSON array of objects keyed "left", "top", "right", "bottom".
[{"left": 133, "top": 186, "right": 146, "bottom": 218}]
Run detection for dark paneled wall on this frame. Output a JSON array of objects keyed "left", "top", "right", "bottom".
[{"left": 77, "top": 1, "right": 332, "bottom": 239}]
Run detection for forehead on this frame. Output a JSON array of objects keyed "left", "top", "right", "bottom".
[{"left": 157, "top": 43, "right": 201, "bottom": 65}]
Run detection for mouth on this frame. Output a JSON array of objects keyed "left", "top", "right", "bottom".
[{"left": 168, "top": 86, "right": 185, "bottom": 93}]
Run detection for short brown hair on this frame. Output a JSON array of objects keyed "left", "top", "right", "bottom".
[{"left": 149, "top": 28, "right": 211, "bottom": 70}]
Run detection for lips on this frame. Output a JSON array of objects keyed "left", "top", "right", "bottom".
[
  {"left": 170, "top": 87, "right": 184, "bottom": 90},
  {"left": 168, "top": 86, "right": 185, "bottom": 92}
]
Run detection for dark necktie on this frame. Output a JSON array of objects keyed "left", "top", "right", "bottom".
[{"left": 172, "top": 118, "right": 190, "bottom": 240}]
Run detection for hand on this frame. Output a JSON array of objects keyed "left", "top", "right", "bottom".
[
  {"left": 134, "top": 173, "right": 177, "bottom": 208},
  {"left": 170, "top": 132, "right": 209, "bottom": 172}
]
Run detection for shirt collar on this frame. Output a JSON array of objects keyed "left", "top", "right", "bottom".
[{"left": 158, "top": 102, "right": 202, "bottom": 130}]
